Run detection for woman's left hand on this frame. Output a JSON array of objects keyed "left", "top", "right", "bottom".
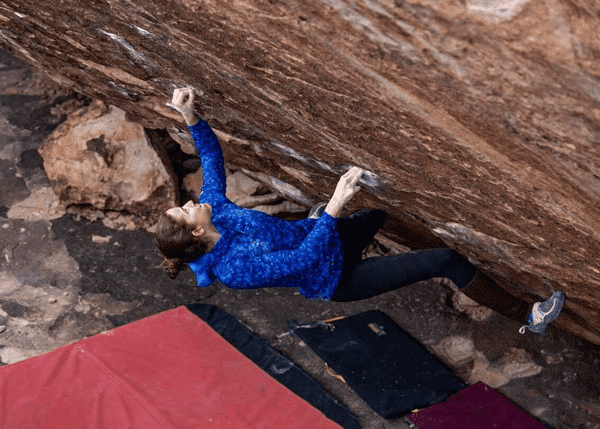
[{"left": 167, "top": 87, "right": 198, "bottom": 125}]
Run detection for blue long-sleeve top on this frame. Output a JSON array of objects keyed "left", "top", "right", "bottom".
[{"left": 186, "top": 120, "right": 344, "bottom": 300}]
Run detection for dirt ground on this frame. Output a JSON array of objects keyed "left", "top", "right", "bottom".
[{"left": 1, "top": 49, "right": 599, "bottom": 428}]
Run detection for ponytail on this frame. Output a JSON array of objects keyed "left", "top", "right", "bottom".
[
  {"left": 159, "top": 256, "right": 186, "bottom": 280},
  {"left": 155, "top": 212, "right": 209, "bottom": 279}
]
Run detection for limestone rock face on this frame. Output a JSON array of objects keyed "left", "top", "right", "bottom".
[
  {"left": 38, "top": 100, "right": 177, "bottom": 225},
  {"left": 2, "top": 0, "right": 600, "bottom": 342}
]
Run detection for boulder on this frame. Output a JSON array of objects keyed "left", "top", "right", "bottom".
[
  {"left": 38, "top": 100, "right": 178, "bottom": 228},
  {"left": 2, "top": 0, "right": 600, "bottom": 342},
  {"left": 225, "top": 170, "right": 307, "bottom": 214},
  {"left": 467, "top": 348, "right": 543, "bottom": 389},
  {"left": 433, "top": 336, "right": 543, "bottom": 388}
]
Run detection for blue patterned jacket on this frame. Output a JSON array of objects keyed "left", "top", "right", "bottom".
[{"left": 187, "top": 121, "right": 344, "bottom": 300}]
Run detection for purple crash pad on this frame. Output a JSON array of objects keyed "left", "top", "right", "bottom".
[{"left": 407, "top": 381, "right": 547, "bottom": 429}]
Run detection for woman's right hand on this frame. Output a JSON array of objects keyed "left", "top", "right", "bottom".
[
  {"left": 167, "top": 87, "right": 199, "bottom": 126},
  {"left": 325, "top": 167, "right": 365, "bottom": 217}
]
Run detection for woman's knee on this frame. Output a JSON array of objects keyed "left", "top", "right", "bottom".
[
  {"left": 371, "top": 209, "right": 387, "bottom": 228},
  {"left": 345, "top": 208, "right": 386, "bottom": 231},
  {"left": 440, "top": 248, "right": 462, "bottom": 263}
]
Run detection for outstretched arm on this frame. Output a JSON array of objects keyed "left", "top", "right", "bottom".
[{"left": 167, "top": 87, "right": 226, "bottom": 197}]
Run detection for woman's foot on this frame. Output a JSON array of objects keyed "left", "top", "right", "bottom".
[
  {"left": 519, "top": 291, "right": 564, "bottom": 334},
  {"left": 308, "top": 202, "right": 327, "bottom": 219}
]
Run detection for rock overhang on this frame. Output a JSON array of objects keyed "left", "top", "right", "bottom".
[{"left": 1, "top": 0, "right": 600, "bottom": 343}]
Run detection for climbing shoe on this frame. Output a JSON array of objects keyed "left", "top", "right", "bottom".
[{"left": 519, "top": 291, "right": 564, "bottom": 334}]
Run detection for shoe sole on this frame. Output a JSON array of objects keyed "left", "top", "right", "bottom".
[
  {"left": 539, "top": 292, "right": 564, "bottom": 322},
  {"left": 530, "top": 292, "right": 564, "bottom": 334}
]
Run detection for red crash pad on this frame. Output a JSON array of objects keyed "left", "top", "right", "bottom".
[{"left": 0, "top": 306, "right": 341, "bottom": 429}]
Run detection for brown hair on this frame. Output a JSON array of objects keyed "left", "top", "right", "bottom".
[{"left": 155, "top": 211, "right": 209, "bottom": 279}]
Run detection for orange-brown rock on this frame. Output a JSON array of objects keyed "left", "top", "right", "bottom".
[
  {"left": 38, "top": 100, "right": 178, "bottom": 225},
  {"left": 1, "top": 0, "right": 599, "bottom": 342}
]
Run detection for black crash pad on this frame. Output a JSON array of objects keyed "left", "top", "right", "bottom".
[
  {"left": 290, "top": 310, "right": 466, "bottom": 419},
  {"left": 186, "top": 303, "right": 360, "bottom": 429}
]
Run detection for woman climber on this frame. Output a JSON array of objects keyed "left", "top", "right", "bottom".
[{"left": 155, "top": 87, "right": 564, "bottom": 335}]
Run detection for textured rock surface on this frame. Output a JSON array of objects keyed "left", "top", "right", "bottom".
[
  {"left": 38, "top": 99, "right": 178, "bottom": 228},
  {"left": 6, "top": 49, "right": 600, "bottom": 429},
  {"left": 468, "top": 348, "right": 543, "bottom": 388},
  {"left": 441, "top": 277, "right": 494, "bottom": 321},
  {"left": 1, "top": 0, "right": 600, "bottom": 342},
  {"left": 433, "top": 336, "right": 543, "bottom": 388}
]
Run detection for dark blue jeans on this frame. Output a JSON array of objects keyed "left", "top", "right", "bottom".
[
  {"left": 331, "top": 210, "right": 532, "bottom": 324},
  {"left": 331, "top": 210, "right": 477, "bottom": 302}
]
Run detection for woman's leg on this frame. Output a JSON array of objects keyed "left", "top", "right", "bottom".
[
  {"left": 331, "top": 248, "right": 476, "bottom": 301},
  {"left": 460, "top": 270, "right": 532, "bottom": 324},
  {"left": 335, "top": 209, "right": 387, "bottom": 263},
  {"left": 331, "top": 247, "right": 533, "bottom": 325},
  {"left": 332, "top": 210, "right": 533, "bottom": 324},
  {"left": 334, "top": 208, "right": 388, "bottom": 298}
]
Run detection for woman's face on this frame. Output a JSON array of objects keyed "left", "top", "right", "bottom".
[{"left": 166, "top": 200, "right": 213, "bottom": 233}]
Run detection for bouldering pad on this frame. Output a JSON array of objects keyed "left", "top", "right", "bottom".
[
  {"left": 290, "top": 310, "right": 466, "bottom": 419},
  {"left": 186, "top": 303, "right": 359, "bottom": 429},
  {"left": 0, "top": 305, "right": 344, "bottom": 429},
  {"left": 407, "top": 380, "right": 550, "bottom": 428}
]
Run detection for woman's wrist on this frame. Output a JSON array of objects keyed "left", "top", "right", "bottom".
[
  {"left": 324, "top": 199, "right": 343, "bottom": 218},
  {"left": 184, "top": 114, "right": 199, "bottom": 126}
]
